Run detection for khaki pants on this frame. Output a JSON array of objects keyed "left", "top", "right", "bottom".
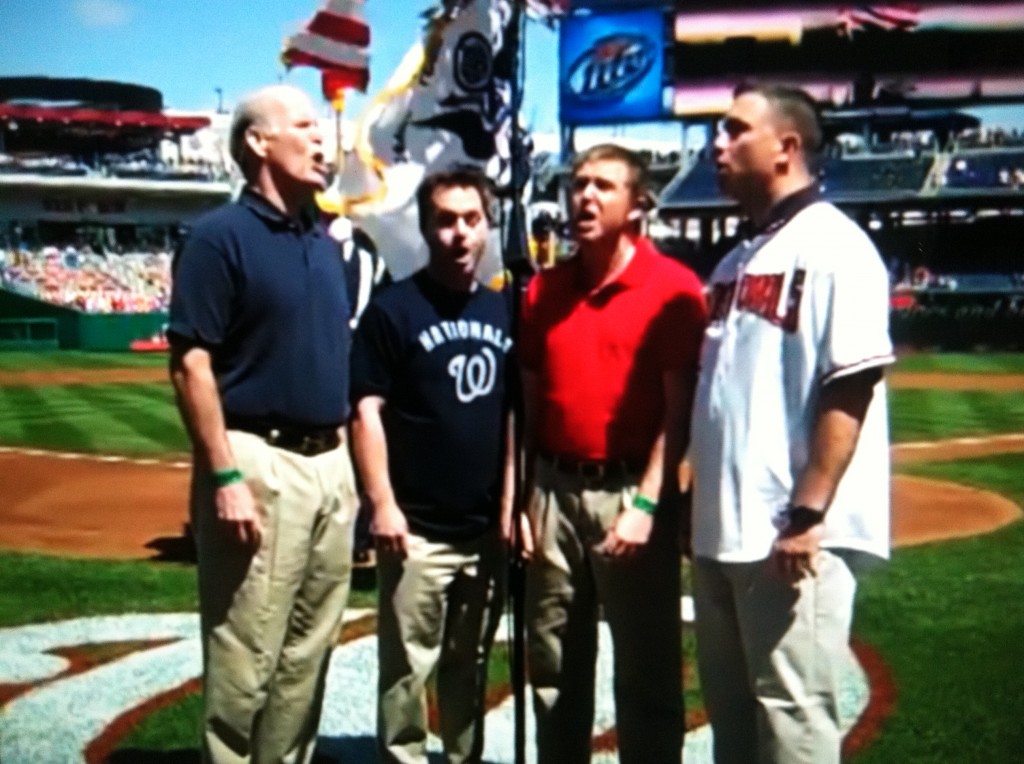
[
  {"left": 192, "top": 430, "right": 358, "bottom": 764},
  {"left": 526, "top": 459, "right": 683, "bottom": 764},
  {"left": 693, "top": 551, "right": 858, "bottom": 764},
  {"left": 376, "top": 530, "right": 504, "bottom": 764}
]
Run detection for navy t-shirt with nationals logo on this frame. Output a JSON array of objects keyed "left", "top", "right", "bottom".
[{"left": 351, "top": 269, "right": 512, "bottom": 541}]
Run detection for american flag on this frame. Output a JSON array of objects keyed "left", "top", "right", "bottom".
[
  {"left": 282, "top": 0, "right": 371, "bottom": 98},
  {"left": 838, "top": 5, "right": 921, "bottom": 36},
  {"left": 526, "top": 0, "right": 568, "bottom": 17}
]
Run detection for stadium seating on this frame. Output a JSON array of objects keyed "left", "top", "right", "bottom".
[
  {"left": 943, "top": 149, "right": 1024, "bottom": 190},
  {"left": 0, "top": 247, "right": 171, "bottom": 313},
  {"left": 819, "top": 154, "right": 934, "bottom": 199},
  {"left": 0, "top": 150, "right": 228, "bottom": 182},
  {"left": 659, "top": 157, "right": 732, "bottom": 208},
  {"left": 661, "top": 144, "right": 938, "bottom": 208}
]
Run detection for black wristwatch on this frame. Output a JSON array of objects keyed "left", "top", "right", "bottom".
[{"left": 785, "top": 504, "right": 826, "bottom": 532}]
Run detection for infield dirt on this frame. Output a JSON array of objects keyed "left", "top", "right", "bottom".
[{"left": 0, "top": 368, "right": 1021, "bottom": 559}]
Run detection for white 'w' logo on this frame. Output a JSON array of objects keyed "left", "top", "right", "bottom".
[{"left": 448, "top": 348, "right": 497, "bottom": 403}]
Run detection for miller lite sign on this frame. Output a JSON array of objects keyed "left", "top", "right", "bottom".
[
  {"left": 566, "top": 34, "right": 654, "bottom": 101},
  {"left": 560, "top": 8, "right": 666, "bottom": 124}
]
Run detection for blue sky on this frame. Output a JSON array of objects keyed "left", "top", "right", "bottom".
[{"left": 0, "top": 0, "right": 564, "bottom": 131}]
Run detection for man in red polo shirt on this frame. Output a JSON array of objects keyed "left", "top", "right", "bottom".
[{"left": 520, "top": 143, "right": 707, "bottom": 764}]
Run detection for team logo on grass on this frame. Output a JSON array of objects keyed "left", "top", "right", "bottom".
[{"left": 0, "top": 606, "right": 868, "bottom": 763}]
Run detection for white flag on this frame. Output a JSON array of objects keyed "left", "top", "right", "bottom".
[{"left": 332, "top": 0, "right": 520, "bottom": 282}]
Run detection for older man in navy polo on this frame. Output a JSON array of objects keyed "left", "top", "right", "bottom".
[{"left": 169, "top": 84, "right": 358, "bottom": 764}]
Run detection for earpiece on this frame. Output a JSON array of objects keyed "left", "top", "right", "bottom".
[{"left": 628, "top": 191, "right": 656, "bottom": 221}]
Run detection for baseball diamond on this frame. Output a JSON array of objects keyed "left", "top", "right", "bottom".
[
  {"left": 5, "top": 11, "right": 1024, "bottom": 761},
  {"left": 0, "top": 365, "right": 1022, "bottom": 762}
]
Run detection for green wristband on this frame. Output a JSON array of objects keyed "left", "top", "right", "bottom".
[
  {"left": 632, "top": 494, "right": 658, "bottom": 515},
  {"left": 213, "top": 467, "right": 244, "bottom": 488}
]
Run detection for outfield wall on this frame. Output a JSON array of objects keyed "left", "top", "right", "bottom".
[{"left": 0, "top": 289, "right": 166, "bottom": 350}]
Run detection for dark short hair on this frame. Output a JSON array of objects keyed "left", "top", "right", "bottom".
[
  {"left": 416, "top": 166, "right": 495, "bottom": 234},
  {"left": 733, "top": 83, "right": 823, "bottom": 158},
  {"left": 531, "top": 211, "right": 558, "bottom": 238},
  {"left": 571, "top": 143, "right": 654, "bottom": 211}
]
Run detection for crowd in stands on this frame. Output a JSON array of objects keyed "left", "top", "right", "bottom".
[
  {"left": 952, "top": 126, "right": 1024, "bottom": 150},
  {"left": 820, "top": 154, "right": 932, "bottom": 195},
  {"left": 636, "top": 149, "right": 682, "bottom": 168},
  {"left": 830, "top": 131, "right": 938, "bottom": 159},
  {"left": 888, "top": 266, "right": 1024, "bottom": 349},
  {"left": 0, "top": 154, "right": 89, "bottom": 176},
  {"left": 0, "top": 245, "right": 171, "bottom": 313},
  {"left": 942, "top": 150, "right": 1024, "bottom": 190},
  {"left": 934, "top": 127, "right": 1024, "bottom": 190},
  {"left": 0, "top": 150, "right": 227, "bottom": 182},
  {"left": 101, "top": 148, "right": 226, "bottom": 181},
  {"left": 663, "top": 128, "right": 1024, "bottom": 197},
  {"left": 890, "top": 296, "right": 1024, "bottom": 350}
]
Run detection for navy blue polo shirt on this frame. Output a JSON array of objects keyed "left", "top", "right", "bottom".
[
  {"left": 169, "top": 189, "right": 352, "bottom": 427},
  {"left": 351, "top": 270, "right": 512, "bottom": 540}
]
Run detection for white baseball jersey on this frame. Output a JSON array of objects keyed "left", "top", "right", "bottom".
[{"left": 690, "top": 198, "right": 894, "bottom": 562}]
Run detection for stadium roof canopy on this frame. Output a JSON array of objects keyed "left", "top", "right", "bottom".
[
  {"left": 0, "top": 103, "right": 208, "bottom": 132},
  {"left": 0, "top": 77, "right": 210, "bottom": 154},
  {"left": 0, "top": 76, "right": 163, "bottom": 111},
  {"left": 0, "top": 76, "right": 209, "bottom": 133}
]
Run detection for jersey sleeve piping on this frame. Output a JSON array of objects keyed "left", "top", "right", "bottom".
[{"left": 820, "top": 353, "right": 896, "bottom": 385}]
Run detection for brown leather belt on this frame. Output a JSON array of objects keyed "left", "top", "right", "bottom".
[
  {"left": 540, "top": 452, "right": 644, "bottom": 481},
  {"left": 226, "top": 416, "right": 341, "bottom": 457}
]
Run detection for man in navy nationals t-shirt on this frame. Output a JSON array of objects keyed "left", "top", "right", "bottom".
[{"left": 351, "top": 168, "right": 511, "bottom": 764}]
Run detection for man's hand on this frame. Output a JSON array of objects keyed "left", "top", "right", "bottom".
[
  {"left": 215, "top": 482, "right": 262, "bottom": 549},
  {"left": 372, "top": 501, "right": 409, "bottom": 555},
  {"left": 772, "top": 523, "right": 824, "bottom": 581},
  {"left": 503, "top": 509, "right": 535, "bottom": 561},
  {"left": 596, "top": 506, "right": 653, "bottom": 558}
]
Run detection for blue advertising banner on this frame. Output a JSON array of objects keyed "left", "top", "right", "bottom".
[{"left": 559, "top": 8, "right": 666, "bottom": 125}]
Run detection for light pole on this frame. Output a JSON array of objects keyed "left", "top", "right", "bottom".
[{"left": 214, "top": 87, "right": 224, "bottom": 114}]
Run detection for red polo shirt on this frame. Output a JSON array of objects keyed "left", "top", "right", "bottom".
[{"left": 520, "top": 237, "right": 707, "bottom": 461}]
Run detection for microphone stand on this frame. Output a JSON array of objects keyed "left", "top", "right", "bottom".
[{"left": 501, "top": 3, "right": 532, "bottom": 763}]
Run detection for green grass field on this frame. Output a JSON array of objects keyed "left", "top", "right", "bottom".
[
  {"left": 1, "top": 349, "right": 1021, "bottom": 375},
  {"left": 6, "top": 382, "right": 1020, "bottom": 459},
  {"left": 0, "top": 553, "right": 197, "bottom": 626},
  {"left": 891, "top": 352, "right": 1024, "bottom": 374},
  {"left": 851, "top": 454, "right": 1024, "bottom": 763},
  {"left": 889, "top": 389, "right": 1024, "bottom": 443},
  {"left": 0, "top": 350, "right": 186, "bottom": 456},
  {"left": 0, "top": 350, "right": 168, "bottom": 371},
  {"left": 0, "top": 382, "right": 188, "bottom": 455},
  {"left": 1, "top": 349, "right": 1023, "bottom": 761},
  {"left": 1, "top": 350, "right": 1022, "bottom": 458}
]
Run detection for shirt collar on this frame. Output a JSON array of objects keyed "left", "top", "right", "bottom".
[
  {"left": 239, "top": 187, "right": 319, "bottom": 233},
  {"left": 615, "top": 236, "right": 656, "bottom": 288},
  {"left": 572, "top": 236, "right": 656, "bottom": 296},
  {"left": 757, "top": 183, "right": 821, "bottom": 236}
]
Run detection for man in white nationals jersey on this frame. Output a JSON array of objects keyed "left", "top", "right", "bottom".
[{"left": 689, "top": 84, "right": 894, "bottom": 764}]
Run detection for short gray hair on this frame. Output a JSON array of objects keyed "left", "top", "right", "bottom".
[{"left": 228, "top": 85, "right": 303, "bottom": 180}]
